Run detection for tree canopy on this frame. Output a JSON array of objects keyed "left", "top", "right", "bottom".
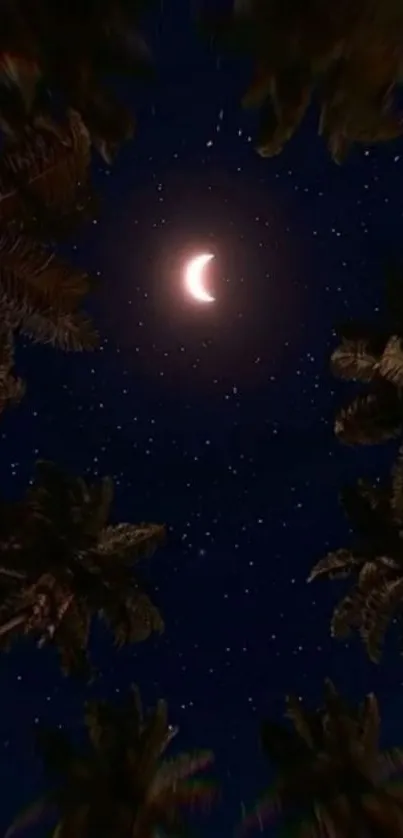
[
  {"left": 243, "top": 679, "right": 403, "bottom": 838},
  {"left": 0, "top": 460, "right": 165, "bottom": 677},
  {"left": 6, "top": 685, "right": 216, "bottom": 838},
  {"left": 202, "top": 0, "right": 403, "bottom": 162}
]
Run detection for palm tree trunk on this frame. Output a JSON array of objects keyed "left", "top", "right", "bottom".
[{"left": 0, "top": 613, "right": 27, "bottom": 637}]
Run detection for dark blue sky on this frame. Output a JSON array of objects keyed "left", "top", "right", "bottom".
[{"left": 1, "top": 1, "right": 403, "bottom": 836}]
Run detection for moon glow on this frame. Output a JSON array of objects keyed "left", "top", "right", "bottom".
[{"left": 184, "top": 253, "right": 215, "bottom": 303}]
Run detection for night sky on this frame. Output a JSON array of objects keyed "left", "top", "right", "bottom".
[{"left": 2, "top": 2, "right": 403, "bottom": 836}]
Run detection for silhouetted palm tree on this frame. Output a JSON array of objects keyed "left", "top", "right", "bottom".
[
  {"left": 6, "top": 685, "right": 216, "bottom": 838},
  {"left": 0, "top": 461, "right": 165, "bottom": 677},
  {"left": 331, "top": 329, "right": 403, "bottom": 446},
  {"left": 0, "top": 109, "right": 101, "bottom": 416},
  {"left": 0, "top": 0, "right": 155, "bottom": 161},
  {"left": 242, "top": 679, "right": 403, "bottom": 838},
  {"left": 201, "top": 0, "right": 403, "bottom": 163},
  {"left": 330, "top": 265, "right": 403, "bottom": 445},
  {"left": 308, "top": 446, "right": 403, "bottom": 661}
]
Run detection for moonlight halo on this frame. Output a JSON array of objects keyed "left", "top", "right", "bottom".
[{"left": 184, "top": 253, "right": 215, "bottom": 303}]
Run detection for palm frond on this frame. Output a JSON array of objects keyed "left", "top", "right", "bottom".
[
  {"left": 84, "top": 699, "right": 113, "bottom": 753},
  {"left": 309, "top": 440, "right": 403, "bottom": 662},
  {"left": 139, "top": 698, "right": 170, "bottom": 779},
  {"left": 330, "top": 339, "right": 380, "bottom": 382},
  {"left": 54, "top": 599, "right": 92, "bottom": 678},
  {"left": 96, "top": 522, "right": 166, "bottom": 564},
  {"left": 0, "top": 1, "right": 154, "bottom": 157},
  {"left": 322, "top": 678, "right": 350, "bottom": 724},
  {"left": 335, "top": 392, "right": 403, "bottom": 445},
  {"left": 77, "top": 87, "right": 135, "bottom": 164},
  {"left": 330, "top": 586, "right": 365, "bottom": 640},
  {"left": 19, "top": 307, "right": 98, "bottom": 351},
  {"left": 0, "top": 231, "right": 91, "bottom": 312},
  {"left": 308, "top": 549, "right": 359, "bottom": 582},
  {"left": 0, "top": 110, "right": 93, "bottom": 233},
  {"left": 285, "top": 694, "right": 315, "bottom": 748},
  {"left": 207, "top": 0, "right": 403, "bottom": 162},
  {"left": 361, "top": 576, "right": 403, "bottom": 662},
  {"left": 378, "top": 336, "right": 403, "bottom": 387},
  {"left": 245, "top": 676, "right": 403, "bottom": 838},
  {"left": 0, "top": 52, "right": 41, "bottom": 118},
  {"left": 0, "top": 232, "right": 98, "bottom": 352},
  {"left": 102, "top": 587, "right": 164, "bottom": 647},
  {"left": 153, "top": 751, "right": 214, "bottom": 795}
]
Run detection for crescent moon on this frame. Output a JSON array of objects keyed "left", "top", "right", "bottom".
[{"left": 185, "top": 253, "right": 215, "bottom": 303}]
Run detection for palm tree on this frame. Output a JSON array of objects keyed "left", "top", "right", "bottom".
[
  {"left": 330, "top": 326, "right": 403, "bottom": 446},
  {"left": 330, "top": 265, "right": 403, "bottom": 445},
  {"left": 308, "top": 446, "right": 403, "bottom": 662},
  {"left": 201, "top": 0, "right": 403, "bottom": 163},
  {"left": 0, "top": 0, "right": 155, "bottom": 161},
  {"left": 0, "top": 109, "right": 99, "bottom": 416},
  {"left": 0, "top": 225, "right": 98, "bottom": 415},
  {"left": 0, "top": 460, "right": 165, "bottom": 677},
  {"left": 242, "top": 679, "right": 403, "bottom": 838},
  {"left": 5, "top": 685, "right": 216, "bottom": 838}
]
